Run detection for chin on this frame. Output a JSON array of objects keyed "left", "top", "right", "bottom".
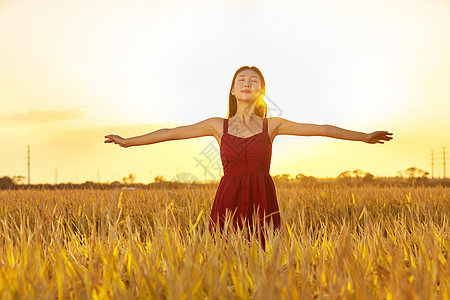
[{"left": 237, "top": 97, "right": 256, "bottom": 102}]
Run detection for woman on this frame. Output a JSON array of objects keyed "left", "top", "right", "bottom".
[{"left": 105, "top": 66, "right": 393, "bottom": 244}]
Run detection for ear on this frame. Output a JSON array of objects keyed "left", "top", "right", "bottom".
[{"left": 231, "top": 88, "right": 235, "bottom": 96}]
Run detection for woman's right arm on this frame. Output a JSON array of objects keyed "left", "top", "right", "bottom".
[{"left": 104, "top": 117, "right": 220, "bottom": 148}]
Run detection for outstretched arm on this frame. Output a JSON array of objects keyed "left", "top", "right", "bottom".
[
  {"left": 104, "top": 117, "right": 219, "bottom": 148},
  {"left": 272, "top": 117, "right": 393, "bottom": 144}
]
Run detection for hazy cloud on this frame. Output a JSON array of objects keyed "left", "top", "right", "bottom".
[{"left": 3, "top": 108, "right": 87, "bottom": 123}]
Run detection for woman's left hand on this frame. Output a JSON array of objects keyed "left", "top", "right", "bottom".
[{"left": 364, "top": 131, "right": 393, "bottom": 144}]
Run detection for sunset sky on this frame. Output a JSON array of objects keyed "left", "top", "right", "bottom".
[{"left": 1, "top": 0, "right": 449, "bottom": 184}]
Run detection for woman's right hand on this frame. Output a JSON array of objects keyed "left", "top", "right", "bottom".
[{"left": 104, "top": 135, "right": 130, "bottom": 148}]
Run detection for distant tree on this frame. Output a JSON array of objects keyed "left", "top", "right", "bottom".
[
  {"left": 154, "top": 176, "right": 166, "bottom": 183},
  {"left": 307, "top": 176, "right": 316, "bottom": 182},
  {"left": 273, "top": 174, "right": 293, "bottom": 183},
  {"left": 295, "top": 174, "right": 307, "bottom": 181},
  {"left": 363, "top": 172, "right": 374, "bottom": 182},
  {"left": 295, "top": 173, "right": 316, "bottom": 184},
  {"left": 12, "top": 176, "right": 25, "bottom": 185},
  {"left": 338, "top": 170, "right": 374, "bottom": 184},
  {"left": 403, "top": 167, "right": 429, "bottom": 179},
  {"left": 338, "top": 171, "right": 352, "bottom": 179},
  {"left": 122, "top": 173, "right": 136, "bottom": 184},
  {"left": 0, "top": 176, "right": 14, "bottom": 189},
  {"left": 352, "top": 169, "right": 365, "bottom": 178},
  {"left": 282, "top": 174, "right": 293, "bottom": 181},
  {"left": 82, "top": 181, "right": 96, "bottom": 188}
]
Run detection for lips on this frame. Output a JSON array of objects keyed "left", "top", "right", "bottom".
[{"left": 241, "top": 90, "right": 252, "bottom": 93}]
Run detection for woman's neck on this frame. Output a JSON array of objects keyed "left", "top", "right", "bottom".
[{"left": 233, "top": 101, "right": 258, "bottom": 124}]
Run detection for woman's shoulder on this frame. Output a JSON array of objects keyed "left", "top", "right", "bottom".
[
  {"left": 266, "top": 117, "right": 287, "bottom": 133},
  {"left": 266, "top": 116, "right": 284, "bottom": 125},
  {"left": 202, "top": 117, "right": 225, "bottom": 124},
  {"left": 202, "top": 117, "right": 226, "bottom": 132}
]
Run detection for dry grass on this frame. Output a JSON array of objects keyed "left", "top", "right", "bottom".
[{"left": 0, "top": 184, "right": 449, "bottom": 299}]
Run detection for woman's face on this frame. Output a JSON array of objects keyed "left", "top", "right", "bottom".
[{"left": 231, "top": 69, "right": 262, "bottom": 102}]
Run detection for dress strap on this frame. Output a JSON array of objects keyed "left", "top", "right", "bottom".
[
  {"left": 263, "top": 117, "right": 267, "bottom": 133},
  {"left": 223, "top": 118, "right": 228, "bottom": 135}
]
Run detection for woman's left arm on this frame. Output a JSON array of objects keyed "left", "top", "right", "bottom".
[{"left": 272, "top": 117, "right": 393, "bottom": 144}]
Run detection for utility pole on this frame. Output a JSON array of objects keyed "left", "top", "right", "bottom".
[
  {"left": 97, "top": 169, "right": 100, "bottom": 183},
  {"left": 27, "top": 145, "right": 30, "bottom": 185},
  {"left": 55, "top": 168, "right": 58, "bottom": 184}
]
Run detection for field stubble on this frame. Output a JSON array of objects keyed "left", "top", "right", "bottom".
[{"left": 0, "top": 184, "right": 449, "bottom": 299}]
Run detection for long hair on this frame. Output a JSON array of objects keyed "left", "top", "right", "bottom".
[{"left": 227, "top": 66, "right": 267, "bottom": 119}]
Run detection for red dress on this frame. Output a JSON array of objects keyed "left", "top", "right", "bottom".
[{"left": 209, "top": 117, "right": 281, "bottom": 238}]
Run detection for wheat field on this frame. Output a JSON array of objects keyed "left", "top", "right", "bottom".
[{"left": 0, "top": 184, "right": 449, "bottom": 299}]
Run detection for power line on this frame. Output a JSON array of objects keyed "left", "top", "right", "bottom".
[{"left": 429, "top": 147, "right": 448, "bottom": 179}]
